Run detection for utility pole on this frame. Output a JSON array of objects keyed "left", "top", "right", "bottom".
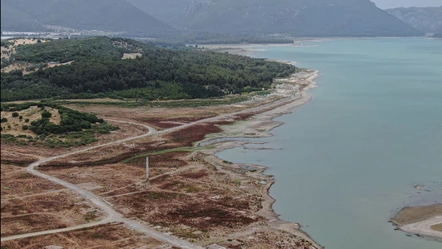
[{"left": 145, "top": 156, "right": 149, "bottom": 189}]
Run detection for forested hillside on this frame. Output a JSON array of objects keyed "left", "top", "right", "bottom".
[
  {"left": 386, "top": 7, "right": 442, "bottom": 33},
  {"left": 1, "top": 37, "right": 296, "bottom": 102},
  {"left": 128, "top": 0, "right": 422, "bottom": 37},
  {"left": 0, "top": 0, "right": 177, "bottom": 37}
]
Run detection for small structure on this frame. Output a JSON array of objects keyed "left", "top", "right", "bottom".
[{"left": 145, "top": 156, "right": 150, "bottom": 188}]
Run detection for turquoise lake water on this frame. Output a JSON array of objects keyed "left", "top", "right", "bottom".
[{"left": 217, "top": 38, "right": 442, "bottom": 249}]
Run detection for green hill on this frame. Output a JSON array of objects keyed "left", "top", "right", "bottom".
[
  {"left": 1, "top": 37, "right": 296, "bottom": 102},
  {"left": 1, "top": 0, "right": 178, "bottom": 37},
  {"left": 128, "top": 0, "right": 423, "bottom": 37}
]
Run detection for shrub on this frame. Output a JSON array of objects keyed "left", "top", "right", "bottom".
[
  {"left": 1, "top": 118, "right": 7, "bottom": 123},
  {"left": 41, "top": 110, "right": 52, "bottom": 118},
  {"left": 22, "top": 125, "right": 29, "bottom": 130},
  {"left": 12, "top": 112, "right": 19, "bottom": 117},
  {"left": 25, "top": 118, "right": 30, "bottom": 123},
  {"left": 19, "top": 115, "right": 23, "bottom": 120}
]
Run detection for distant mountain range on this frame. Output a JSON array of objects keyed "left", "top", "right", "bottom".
[
  {"left": 386, "top": 7, "right": 442, "bottom": 33},
  {"left": 0, "top": 0, "right": 178, "bottom": 37},
  {"left": 1, "top": 0, "right": 425, "bottom": 38},
  {"left": 128, "top": 0, "right": 423, "bottom": 37}
]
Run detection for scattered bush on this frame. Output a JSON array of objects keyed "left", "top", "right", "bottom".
[
  {"left": 12, "top": 112, "right": 19, "bottom": 117},
  {"left": 1, "top": 118, "right": 7, "bottom": 123},
  {"left": 1, "top": 103, "right": 118, "bottom": 147},
  {"left": 41, "top": 110, "right": 52, "bottom": 118}
]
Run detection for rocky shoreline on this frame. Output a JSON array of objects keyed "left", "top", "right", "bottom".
[{"left": 196, "top": 67, "right": 324, "bottom": 248}]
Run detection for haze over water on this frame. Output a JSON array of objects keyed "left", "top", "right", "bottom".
[{"left": 218, "top": 38, "right": 442, "bottom": 249}]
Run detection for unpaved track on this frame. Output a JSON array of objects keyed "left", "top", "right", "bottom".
[
  {"left": 401, "top": 216, "right": 442, "bottom": 239},
  {"left": 1, "top": 95, "right": 304, "bottom": 248}
]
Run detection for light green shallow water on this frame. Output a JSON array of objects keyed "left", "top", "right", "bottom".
[{"left": 217, "top": 38, "right": 442, "bottom": 249}]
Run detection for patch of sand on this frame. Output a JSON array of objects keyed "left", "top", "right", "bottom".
[
  {"left": 2, "top": 61, "right": 73, "bottom": 75},
  {"left": 401, "top": 216, "right": 442, "bottom": 239},
  {"left": 392, "top": 204, "right": 442, "bottom": 226},
  {"left": 122, "top": 53, "right": 142, "bottom": 59},
  {"left": 392, "top": 204, "right": 442, "bottom": 240}
]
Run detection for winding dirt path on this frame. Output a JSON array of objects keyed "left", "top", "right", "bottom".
[
  {"left": 1, "top": 94, "right": 305, "bottom": 247},
  {"left": 1, "top": 69, "right": 323, "bottom": 247}
]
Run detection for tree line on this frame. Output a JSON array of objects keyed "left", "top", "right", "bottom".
[{"left": 1, "top": 37, "right": 296, "bottom": 101}]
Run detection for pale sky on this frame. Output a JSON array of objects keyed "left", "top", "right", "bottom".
[{"left": 371, "top": 0, "right": 442, "bottom": 9}]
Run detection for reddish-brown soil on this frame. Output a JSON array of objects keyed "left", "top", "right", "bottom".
[
  {"left": 1, "top": 164, "right": 63, "bottom": 198},
  {"left": 1, "top": 164, "right": 103, "bottom": 237},
  {"left": 0, "top": 223, "right": 169, "bottom": 249}
]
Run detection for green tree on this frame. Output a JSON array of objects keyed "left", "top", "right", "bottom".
[{"left": 41, "top": 111, "right": 52, "bottom": 119}]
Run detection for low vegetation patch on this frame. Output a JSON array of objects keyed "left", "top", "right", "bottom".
[{"left": 1, "top": 102, "right": 118, "bottom": 147}]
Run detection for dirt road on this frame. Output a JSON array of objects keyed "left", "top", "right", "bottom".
[{"left": 1, "top": 72, "right": 318, "bottom": 247}]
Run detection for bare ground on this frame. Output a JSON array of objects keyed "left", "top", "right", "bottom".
[
  {"left": 1, "top": 164, "right": 104, "bottom": 237},
  {"left": 1, "top": 69, "right": 323, "bottom": 248},
  {"left": 0, "top": 223, "right": 170, "bottom": 249}
]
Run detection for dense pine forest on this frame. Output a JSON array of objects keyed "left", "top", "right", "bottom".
[{"left": 1, "top": 37, "right": 296, "bottom": 102}]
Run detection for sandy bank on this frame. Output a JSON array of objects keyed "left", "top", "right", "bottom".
[
  {"left": 401, "top": 216, "right": 442, "bottom": 240},
  {"left": 392, "top": 204, "right": 442, "bottom": 241}
]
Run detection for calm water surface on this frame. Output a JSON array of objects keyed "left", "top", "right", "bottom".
[{"left": 218, "top": 38, "right": 442, "bottom": 249}]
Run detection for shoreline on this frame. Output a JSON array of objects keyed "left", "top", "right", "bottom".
[
  {"left": 391, "top": 204, "right": 442, "bottom": 241},
  {"left": 197, "top": 67, "right": 323, "bottom": 248},
  {"left": 401, "top": 216, "right": 442, "bottom": 241},
  {"left": 206, "top": 42, "right": 442, "bottom": 247}
]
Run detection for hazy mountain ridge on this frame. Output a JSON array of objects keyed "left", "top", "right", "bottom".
[
  {"left": 386, "top": 6, "right": 442, "bottom": 33},
  {"left": 128, "top": 0, "right": 423, "bottom": 37},
  {"left": 1, "top": 0, "right": 178, "bottom": 37}
]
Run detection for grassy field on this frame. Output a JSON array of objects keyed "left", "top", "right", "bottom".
[
  {"left": 431, "top": 223, "right": 442, "bottom": 232},
  {"left": 392, "top": 204, "right": 442, "bottom": 226}
]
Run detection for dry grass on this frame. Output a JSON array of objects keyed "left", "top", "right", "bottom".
[
  {"left": 1, "top": 164, "right": 103, "bottom": 237},
  {"left": 1, "top": 60, "right": 73, "bottom": 74},
  {"left": 1, "top": 39, "right": 48, "bottom": 60},
  {"left": 1, "top": 38, "right": 49, "bottom": 68},
  {"left": 392, "top": 204, "right": 442, "bottom": 226},
  {"left": 1, "top": 164, "right": 63, "bottom": 198},
  {"left": 1, "top": 38, "right": 73, "bottom": 75},
  {"left": 0, "top": 223, "right": 168, "bottom": 249},
  {"left": 63, "top": 103, "right": 243, "bottom": 129},
  {"left": 0, "top": 118, "right": 148, "bottom": 159},
  {"left": 431, "top": 223, "right": 442, "bottom": 232},
  {"left": 1, "top": 106, "right": 60, "bottom": 137}
]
